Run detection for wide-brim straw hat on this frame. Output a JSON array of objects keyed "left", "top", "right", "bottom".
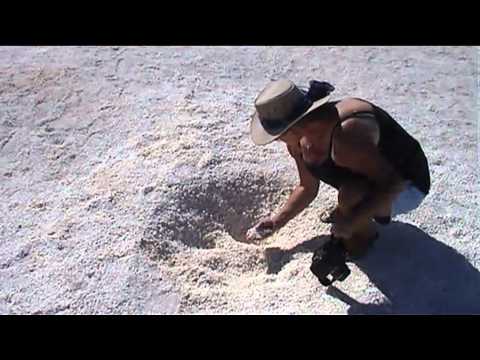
[{"left": 250, "top": 79, "right": 331, "bottom": 145}]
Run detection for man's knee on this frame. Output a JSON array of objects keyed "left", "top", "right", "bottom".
[{"left": 338, "top": 179, "right": 371, "bottom": 210}]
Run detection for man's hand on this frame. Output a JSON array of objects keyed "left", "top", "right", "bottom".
[{"left": 245, "top": 217, "right": 277, "bottom": 242}]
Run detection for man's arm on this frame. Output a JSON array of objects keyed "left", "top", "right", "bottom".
[
  {"left": 271, "top": 145, "right": 320, "bottom": 228},
  {"left": 332, "top": 118, "right": 405, "bottom": 227}
]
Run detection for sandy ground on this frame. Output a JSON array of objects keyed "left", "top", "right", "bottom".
[{"left": 0, "top": 46, "right": 478, "bottom": 315}]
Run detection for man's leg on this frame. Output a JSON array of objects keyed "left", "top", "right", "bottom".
[
  {"left": 321, "top": 179, "right": 391, "bottom": 224},
  {"left": 335, "top": 179, "right": 378, "bottom": 257}
]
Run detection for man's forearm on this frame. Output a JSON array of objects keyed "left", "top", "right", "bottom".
[{"left": 272, "top": 186, "right": 317, "bottom": 228}]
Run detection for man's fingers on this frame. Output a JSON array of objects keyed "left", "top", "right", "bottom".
[{"left": 246, "top": 224, "right": 274, "bottom": 242}]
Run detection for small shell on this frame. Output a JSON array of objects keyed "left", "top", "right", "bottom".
[{"left": 246, "top": 226, "right": 273, "bottom": 240}]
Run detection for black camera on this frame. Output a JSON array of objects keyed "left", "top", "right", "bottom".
[{"left": 310, "top": 237, "right": 351, "bottom": 286}]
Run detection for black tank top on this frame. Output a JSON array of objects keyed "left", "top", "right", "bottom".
[{"left": 305, "top": 103, "right": 431, "bottom": 195}]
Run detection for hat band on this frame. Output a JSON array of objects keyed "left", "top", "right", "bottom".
[{"left": 259, "top": 96, "right": 313, "bottom": 135}]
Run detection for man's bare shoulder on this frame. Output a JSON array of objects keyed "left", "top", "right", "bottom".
[{"left": 334, "top": 97, "right": 375, "bottom": 118}]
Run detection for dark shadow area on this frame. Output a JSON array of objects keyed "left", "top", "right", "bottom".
[
  {"left": 326, "top": 286, "right": 394, "bottom": 315},
  {"left": 264, "top": 221, "right": 480, "bottom": 314},
  {"left": 350, "top": 222, "right": 480, "bottom": 314},
  {"left": 264, "top": 235, "right": 331, "bottom": 274}
]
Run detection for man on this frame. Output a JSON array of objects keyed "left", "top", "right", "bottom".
[{"left": 246, "top": 79, "right": 430, "bottom": 258}]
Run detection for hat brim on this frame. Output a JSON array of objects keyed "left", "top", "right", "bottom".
[{"left": 249, "top": 95, "right": 331, "bottom": 145}]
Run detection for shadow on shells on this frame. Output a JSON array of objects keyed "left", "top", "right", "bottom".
[
  {"left": 141, "top": 172, "right": 290, "bottom": 259},
  {"left": 263, "top": 221, "right": 480, "bottom": 314}
]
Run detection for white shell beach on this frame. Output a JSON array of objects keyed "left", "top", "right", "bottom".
[{"left": 0, "top": 46, "right": 478, "bottom": 314}]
